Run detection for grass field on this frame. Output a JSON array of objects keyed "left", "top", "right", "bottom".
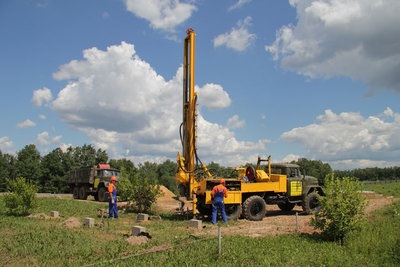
[{"left": 0, "top": 183, "right": 399, "bottom": 266}]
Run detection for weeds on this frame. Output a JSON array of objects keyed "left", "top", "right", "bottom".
[{"left": 0, "top": 183, "right": 399, "bottom": 266}]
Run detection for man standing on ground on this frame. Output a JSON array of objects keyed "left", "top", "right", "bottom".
[
  {"left": 108, "top": 176, "right": 118, "bottom": 219},
  {"left": 211, "top": 178, "right": 228, "bottom": 224}
]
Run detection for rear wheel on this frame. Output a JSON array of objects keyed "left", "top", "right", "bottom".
[
  {"left": 78, "top": 186, "right": 88, "bottom": 200},
  {"left": 302, "top": 192, "right": 320, "bottom": 214},
  {"left": 98, "top": 187, "right": 108, "bottom": 202},
  {"left": 242, "top": 195, "right": 266, "bottom": 221},
  {"left": 225, "top": 204, "right": 242, "bottom": 220},
  {"left": 72, "top": 187, "right": 79, "bottom": 199}
]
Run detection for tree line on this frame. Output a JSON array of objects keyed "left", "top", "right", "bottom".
[
  {"left": 1, "top": 144, "right": 399, "bottom": 193},
  {"left": 0, "top": 144, "right": 177, "bottom": 194}
]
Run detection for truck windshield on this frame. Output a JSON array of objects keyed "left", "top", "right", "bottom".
[{"left": 98, "top": 170, "right": 120, "bottom": 177}]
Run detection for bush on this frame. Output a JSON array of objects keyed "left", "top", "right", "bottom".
[
  {"left": 118, "top": 174, "right": 163, "bottom": 213},
  {"left": 3, "top": 177, "right": 38, "bottom": 216},
  {"left": 312, "top": 173, "right": 366, "bottom": 244}
]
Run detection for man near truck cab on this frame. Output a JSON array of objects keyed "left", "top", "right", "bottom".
[
  {"left": 211, "top": 178, "right": 228, "bottom": 224},
  {"left": 108, "top": 176, "right": 118, "bottom": 219}
]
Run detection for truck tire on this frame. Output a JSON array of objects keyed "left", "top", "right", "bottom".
[
  {"left": 225, "top": 204, "right": 241, "bottom": 220},
  {"left": 242, "top": 195, "right": 266, "bottom": 221},
  {"left": 98, "top": 187, "right": 108, "bottom": 202},
  {"left": 278, "top": 202, "right": 295, "bottom": 212},
  {"left": 72, "top": 187, "right": 79, "bottom": 199},
  {"left": 302, "top": 192, "right": 320, "bottom": 214},
  {"left": 79, "top": 186, "right": 88, "bottom": 200}
]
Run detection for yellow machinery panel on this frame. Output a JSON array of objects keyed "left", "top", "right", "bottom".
[
  {"left": 289, "top": 181, "right": 302, "bottom": 197},
  {"left": 205, "top": 191, "right": 242, "bottom": 205},
  {"left": 241, "top": 174, "right": 287, "bottom": 193},
  {"left": 94, "top": 178, "right": 100, "bottom": 189}
]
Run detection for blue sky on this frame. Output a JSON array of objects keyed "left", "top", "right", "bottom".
[{"left": 1, "top": 0, "right": 400, "bottom": 170}]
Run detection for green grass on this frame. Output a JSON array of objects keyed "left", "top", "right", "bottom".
[
  {"left": 361, "top": 181, "right": 400, "bottom": 198},
  {"left": 0, "top": 192, "right": 399, "bottom": 267}
]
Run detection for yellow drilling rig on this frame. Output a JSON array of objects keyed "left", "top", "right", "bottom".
[{"left": 175, "top": 29, "right": 324, "bottom": 221}]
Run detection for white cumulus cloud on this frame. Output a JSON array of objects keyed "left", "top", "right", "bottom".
[
  {"left": 281, "top": 108, "right": 400, "bottom": 168},
  {"left": 267, "top": 0, "right": 400, "bottom": 93},
  {"left": 229, "top": 0, "right": 252, "bottom": 11},
  {"left": 36, "top": 131, "right": 62, "bottom": 146},
  {"left": 227, "top": 115, "right": 245, "bottom": 129},
  {"left": 50, "top": 42, "right": 264, "bottom": 166},
  {"left": 32, "top": 87, "right": 53, "bottom": 107},
  {"left": 213, "top": 16, "right": 256, "bottom": 52},
  {"left": 0, "top": 136, "right": 13, "bottom": 152},
  {"left": 197, "top": 83, "right": 232, "bottom": 110},
  {"left": 17, "top": 119, "right": 36, "bottom": 128},
  {"left": 124, "top": 0, "right": 197, "bottom": 32}
]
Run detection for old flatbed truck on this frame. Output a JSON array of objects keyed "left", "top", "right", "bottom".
[{"left": 68, "top": 164, "right": 120, "bottom": 202}]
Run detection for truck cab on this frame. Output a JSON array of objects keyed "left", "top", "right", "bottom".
[{"left": 268, "top": 163, "right": 324, "bottom": 213}]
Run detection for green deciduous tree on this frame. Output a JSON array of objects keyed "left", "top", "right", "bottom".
[
  {"left": 312, "top": 173, "right": 366, "bottom": 244},
  {"left": 157, "top": 159, "right": 178, "bottom": 194},
  {"left": 4, "top": 177, "right": 38, "bottom": 216},
  {"left": 15, "top": 144, "right": 42, "bottom": 185},
  {"left": 0, "top": 151, "right": 16, "bottom": 192},
  {"left": 109, "top": 158, "right": 137, "bottom": 174},
  {"left": 40, "top": 148, "right": 69, "bottom": 193}
]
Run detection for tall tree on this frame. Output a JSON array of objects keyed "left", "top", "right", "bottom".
[
  {"left": 95, "top": 148, "right": 108, "bottom": 164},
  {"left": 138, "top": 162, "right": 158, "bottom": 183},
  {"left": 15, "top": 144, "right": 42, "bottom": 185},
  {"left": 157, "top": 159, "right": 178, "bottom": 193},
  {"left": 109, "top": 158, "right": 137, "bottom": 174},
  {"left": 0, "top": 151, "right": 16, "bottom": 191},
  {"left": 40, "top": 148, "right": 69, "bottom": 193},
  {"left": 73, "top": 144, "right": 97, "bottom": 167}
]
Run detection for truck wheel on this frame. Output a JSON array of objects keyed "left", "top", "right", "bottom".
[
  {"left": 242, "top": 195, "right": 266, "bottom": 221},
  {"left": 225, "top": 204, "right": 242, "bottom": 220},
  {"left": 79, "top": 186, "right": 88, "bottom": 200},
  {"left": 72, "top": 187, "right": 79, "bottom": 199},
  {"left": 302, "top": 192, "right": 320, "bottom": 214},
  {"left": 278, "top": 202, "right": 295, "bottom": 212},
  {"left": 98, "top": 187, "right": 108, "bottom": 202}
]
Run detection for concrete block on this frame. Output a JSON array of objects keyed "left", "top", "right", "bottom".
[
  {"left": 50, "top": 211, "right": 59, "bottom": 218},
  {"left": 137, "top": 213, "right": 149, "bottom": 221},
  {"left": 132, "top": 226, "right": 146, "bottom": 236},
  {"left": 84, "top": 217, "right": 95, "bottom": 227},
  {"left": 188, "top": 219, "right": 202, "bottom": 229}
]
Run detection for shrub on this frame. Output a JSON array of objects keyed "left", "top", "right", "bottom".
[
  {"left": 312, "top": 173, "right": 366, "bottom": 244},
  {"left": 118, "top": 173, "right": 163, "bottom": 213},
  {"left": 3, "top": 177, "right": 38, "bottom": 216}
]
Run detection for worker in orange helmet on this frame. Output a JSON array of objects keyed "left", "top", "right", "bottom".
[
  {"left": 108, "top": 176, "right": 118, "bottom": 219},
  {"left": 211, "top": 178, "right": 228, "bottom": 224}
]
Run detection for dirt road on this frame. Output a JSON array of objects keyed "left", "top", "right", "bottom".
[{"left": 155, "top": 186, "right": 399, "bottom": 237}]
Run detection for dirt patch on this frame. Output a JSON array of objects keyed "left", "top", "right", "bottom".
[
  {"left": 126, "top": 235, "right": 148, "bottom": 246},
  {"left": 155, "top": 187, "right": 400, "bottom": 237},
  {"left": 361, "top": 191, "right": 398, "bottom": 214},
  {"left": 27, "top": 213, "right": 51, "bottom": 219},
  {"left": 61, "top": 217, "right": 81, "bottom": 228}
]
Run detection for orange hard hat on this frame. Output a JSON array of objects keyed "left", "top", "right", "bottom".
[
  {"left": 110, "top": 176, "right": 117, "bottom": 182},
  {"left": 219, "top": 178, "right": 225, "bottom": 184}
]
